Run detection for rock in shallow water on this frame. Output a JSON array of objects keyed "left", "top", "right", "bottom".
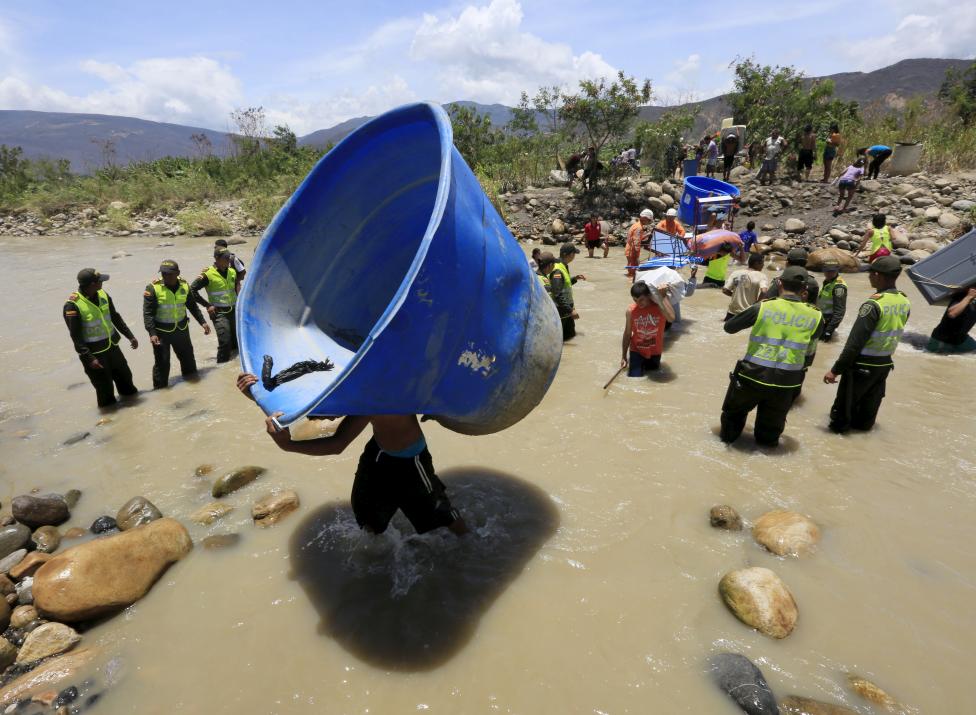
[
  {"left": 0, "top": 549, "right": 27, "bottom": 575},
  {"left": 202, "top": 533, "right": 240, "bottom": 550},
  {"left": 710, "top": 505, "right": 742, "bottom": 530},
  {"left": 847, "top": 675, "right": 907, "bottom": 712},
  {"left": 15, "top": 622, "right": 81, "bottom": 664},
  {"left": 752, "top": 510, "right": 820, "bottom": 557},
  {"left": 115, "top": 496, "right": 162, "bottom": 531},
  {"left": 252, "top": 490, "right": 299, "bottom": 527},
  {"left": 212, "top": 466, "right": 266, "bottom": 498},
  {"left": 11, "top": 494, "right": 70, "bottom": 529},
  {"left": 0, "top": 637, "right": 15, "bottom": 670},
  {"left": 781, "top": 695, "right": 858, "bottom": 714},
  {"left": 10, "top": 604, "right": 37, "bottom": 629},
  {"left": 709, "top": 652, "right": 779, "bottom": 715},
  {"left": 0, "top": 524, "right": 30, "bottom": 560},
  {"left": 719, "top": 567, "right": 798, "bottom": 639},
  {"left": 0, "top": 647, "right": 98, "bottom": 708},
  {"left": 9, "top": 552, "right": 50, "bottom": 580},
  {"left": 89, "top": 516, "right": 117, "bottom": 534},
  {"left": 189, "top": 502, "right": 234, "bottom": 525},
  {"left": 31, "top": 525, "right": 61, "bottom": 554},
  {"left": 32, "top": 518, "right": 192, "bottom": 622}
]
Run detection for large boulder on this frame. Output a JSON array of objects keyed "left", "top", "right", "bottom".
[
  {"left": 647, "top": 197, "right": 667, "bottom": 215},
  {"left": 643, "top": 181, "right": 662, "bottom": 198},
  {"left": 806, "top": 247, "right": 860, "bottom": 273},
  {"left": 784, "top": 218, "right": 807, "bottom": 234},
  {"left": 551, "top": 218, "right": 566, "bottom": 235},
  {"left": 32, "top": 517, "right": 192, "bottom": 622},
  {"left": 951, "top": 199, "right": 974, "bottom": 211},
  {"left": 709, "top": 653, "right": 779, "bottom": 715},
  {"left": 15, "top": 622, "right": 81, "bottom": 664},
  {"left": 891, "top": 226, "right": 910, "bottom": 249},
  {"left": 11, "top": 494, "right": 69, "bottom": 529},
  {"left": 752, "top": 510, "right": 820, "bottom": 557},
  {"left": 548, "top": 169, "right": 570, "bottom": 186},
  {"left": 719, "top": 567, "right": 798, "bottom": 639},
  {"left": 0, "top": 648, "right": 98, "bottom": 708},
  {"left": 859, "top": 179, "right": 882, "bottom": 192},
  {"left": 908, "top": 238, "right": 939, "bottom": 253}
]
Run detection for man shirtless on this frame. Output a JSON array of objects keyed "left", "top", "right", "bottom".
[{"left": 237, "top": 373, "right": 467, "bottom": 536}]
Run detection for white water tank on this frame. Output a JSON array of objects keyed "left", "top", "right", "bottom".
[{"left": 888, "top": 142, "right": 923, "bottom": 176}]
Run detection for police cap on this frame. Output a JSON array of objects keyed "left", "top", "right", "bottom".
[
  {"left": 869, "top": 255, "right": 902, "bottom": 276},
  {"left": 159, "top": 259, "right": 180, "bottom": 274},
  {"left": 559, "top": 242, "right": 580, "bottom": 255},
  {"left": 780, "top": 265, "right": 809, "bottom": 287},
  {"left": 77, "top": 268, "right": 109, "bottom": 286},
  {"left": 786, "top": 248, "right": 808, "bottom": 266},
  {"left": 822, "top": 259, "right": 840, "bottom": 272},
  {"left": 214, "top": 246, "right": 231, "bottom": 259}
]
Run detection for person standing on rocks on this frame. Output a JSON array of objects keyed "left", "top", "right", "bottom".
[
  {"left": 817, "top": 260, "right": 848, "bottom": 341},
  {"left": 551, "top": 243, "right": 585, "bottom": 341},
  {"left": 63, "top": 268, "right": 139, "bottom": 408},
  {"left": 821, "top": 123, "right": 842, "bottom": 183},
  {"left": 738, "top": 221, "right": 758, "bottom": 255},
  {"left": 832, "top": 157, "right": 864, "bottom": 215},
  {"left": 584, "top": 214, "right": 608, "bottom": 258},
  {"left": 704, "top": 134, "right": 719, "bottom": 178},
  {"left": 143, "top": 260, "right": 211, "bottom": 389},
  {"left": 626, "top": 209, "right": 653, "bottom": 280},
  {"left": 854, "top": 213, "right": 893, "bottom": 261},
  {"left": 237, "top": 376, "right": 468, "bottom": 537},
  {"left": 797, "top": 125, "right": 816, "bottom": 181},
  {"left": 925, "top": 286, "right": 976, "bottom": 354},
  {"left": 756, "top": 130, "right": 787, "bottom": 185},
  {"left": 721, "top": 132, "right": 739, "bottom": 182},
  {"left": 190, "top": 247, "right": 239, "bottom": 363},
  {"left": 720, "top": 266, "right": 824, "bottom": 447},
  {"left": 824, "top": 256, "right": 910, "bottom": 433},
  {"left": 858, "top": 144, "right": 892, "bottom": 180}
]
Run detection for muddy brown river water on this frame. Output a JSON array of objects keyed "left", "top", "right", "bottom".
[{"left": 1, "top": 235, "right": 974, "bottom": 713}]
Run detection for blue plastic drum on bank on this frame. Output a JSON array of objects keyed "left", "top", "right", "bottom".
[
  {"left": 678, "top": 175, "right": 741, "bottom": 225},
  {"left": 236, "top": 102, "right": 562, "bottom": 435}
]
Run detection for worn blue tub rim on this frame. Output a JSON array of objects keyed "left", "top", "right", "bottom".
[{"left": 237, "top": 101, "right": 454, "bottom": 424}]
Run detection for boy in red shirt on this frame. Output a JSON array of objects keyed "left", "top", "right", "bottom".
[
  {"left": 620, "top": 281, "right": 676, "bottom": 377},
  {"left": 584, "top": 213, "right": 607, "bottom": 258}
]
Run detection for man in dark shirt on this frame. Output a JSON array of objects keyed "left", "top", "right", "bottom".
[
  {"left": 766, "top": 249, "right": 819, "bottom": 305},
  {"left": 63, "top": 268, "right": 139, "bottom": 408},
  {"left": 144, "top": 260, "right": 211, "bottom": 388},
  {"left": 824, "top": 256, "right": 910, "bottom": 433},
  {"left": 926, "top": 287, "right": 976, "bottom": 353}
]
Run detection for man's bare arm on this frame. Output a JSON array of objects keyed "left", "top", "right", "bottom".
[{"left": 267, "top": 414, "right": 370, "bottom": 456}]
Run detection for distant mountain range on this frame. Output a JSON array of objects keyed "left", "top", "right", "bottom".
[{"left": 0, "top": 58, "right": 969, "bottom": 172}]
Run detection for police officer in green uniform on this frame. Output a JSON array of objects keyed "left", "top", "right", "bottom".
[
  {"left": 144, "top": 260, "right": 211, "bottom": 388},
  {"left": 190, "top": 247, "right": 239, "bottom": 363},
  {"left": 720, "top": 266, "right": 824, "bottom": 447},
  {"left": 550, "top": 242, "right": 586, "bottom": 341},
  {"left": 817, "top": 259, "right": 848, "bottom": 341},
  {"left": 767, "top": 248, "right": 819, "bottom": 305},
  {"left": 824, "top": 255, "right": 910, "bottom": 433},
  {"left": 62, "top": 268, "right": 139, "bottom": 408}
]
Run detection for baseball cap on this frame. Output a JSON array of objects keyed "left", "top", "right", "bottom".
[
  {"left": 537, "top": 251, "right": 556, "bottom": 265},
  {"left": 559, "top": 242, "right": 580, "bottom": 255},
  {"left": 639, "top": 209, "right": 654, "bottom": 220},
  {"left": 159, "top": 260, "right": 180, "bottom": 274},
  {"left": 214, "top": 239, "right": 229, "bottom": 247},
  {"left": 77, "top": 268, "right": 108, "bottom": 286},
  {"left": 822, "top": 259, "right": 840, "bottom": 272},
  {"left": 665, "top": 208, "right": 678, "bottom": 218},
  {"left": 781, "top": 266, "right": 809, "bottom": 285},
  {"left": 214, "top": 246, "right": 231, "bottom": 259},
  {"left": 869, "top": 255, "right": 902, "bottom": 276},
  {"left": 786, "top": 248, "right": 808, "bottom": 266}
]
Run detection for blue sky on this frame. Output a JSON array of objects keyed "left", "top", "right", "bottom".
[{"left": 1, "top": 0, "right": 973, "bottom": 135}]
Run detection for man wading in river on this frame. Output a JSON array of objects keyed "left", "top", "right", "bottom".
[
  {"left": 237, "top": 373, "right": 468, "bottom": 537},
  {"left": 63, "top": 268, "right": 139, "bottom": 408},
  {"left": 191, "top": 247, "right": 239, "bottom": 363},
  {"left": 143, "top": 260, "right": 211, "bottom": 389}
]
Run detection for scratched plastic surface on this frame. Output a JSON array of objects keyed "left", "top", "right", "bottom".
[{"left": 236, "top": 102, "right": 562, "bottom": 433}]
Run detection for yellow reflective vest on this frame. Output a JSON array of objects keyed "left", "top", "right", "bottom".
[
  {"left": 204, "top": 265, "right": 237, "bottom": 312},
  {"left": 152, "top": 279, "right": 190, "bottom": 331},
  {"left": 70, "top": 289, "right": 119, "bottom": 354}
]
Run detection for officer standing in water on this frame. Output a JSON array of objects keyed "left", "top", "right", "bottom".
[
  {"left": 719, "top": 266, "right": 824, "bottom": 447},
  {"left": 63, "top": 268, "right": 139, "bottom": 408},
  {"left": 236, "top": 374, "right": 468, "bottom": 536},
  {"left": 190, "top": 247, "right": 239, "bottom": 363},
  {"left": 817, "top": 259, "right": 847, "bottom": 341},
  {"left": 824, "top": 255, "right": 910, "bottom": 433},
  {"left": 143, "top": 260, "right": 211, "bottom": 388}
]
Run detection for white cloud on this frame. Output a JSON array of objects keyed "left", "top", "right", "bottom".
[
  {"left": 409, "top": 0, "right": 616, "bottom": 103},
  {"left": 0, "top": 56, "right": 243, "bottom": 128},
  {"left": 845, "top": 2, "right": 976, "bottom": 70}
]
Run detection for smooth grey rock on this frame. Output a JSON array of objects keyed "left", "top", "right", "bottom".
[
  {"left": 11, "top": 494, "right": 70, "bottom": 529},
  {"left": 0, "top": 549, "right": 26, "bottom": 575},
  {"left": 62, "top": 431, "right": 90, "bottom": 446},
  {"left": 15, "top": 576, "right": 33, "bottom": 604},
  {"left": 710, "top": 653, "right": 779, "bottom": 715},
  {"left": 0, "top": 524, "right": 30, "bottom": 560}
]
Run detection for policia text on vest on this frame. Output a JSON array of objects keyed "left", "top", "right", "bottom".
[
  {"left": 62, "top": 270, "right": 140, "bottom": 408},
  {"left": 719, "top": 272, "right": 825, "bottom": 448},
  {"left": 144, "top": 262, "right": 211, "bottom": 389},
  {"left": 190, "top": 250, "right": 239, "bottom": 363}
]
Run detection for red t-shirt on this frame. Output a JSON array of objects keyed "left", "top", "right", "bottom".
[
  {"left": 629, "top": 302, "right": 665, "bottom": 357},
  {"left": 584, "top": 222, "right": 602, "bottom": 242}
]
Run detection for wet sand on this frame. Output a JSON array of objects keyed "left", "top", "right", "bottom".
[{"left": 1, "top": 235, "right": 974, "bottom": 712}]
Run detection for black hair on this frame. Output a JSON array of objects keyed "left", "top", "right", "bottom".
[
  {"left": 872, "top": 213, "right": 887, "bottom": 229},
  {"left": 856, "top": 147, "right": 867, "bottom": 155},
  {"left": 748, "top": 253, "right": 764, "bottom": 269},
  {"left": 830, "top": 122, "right": 839, "bottom": 132},
  {"left": 804, "top": 124, "right": 813, "bottom": 133},
  {"left": 630, "top": 282, "right": 651, "bottom": 299},
  {"left": 531, "top": 248, "right": 541, "bottom": 258},
  {"left": 214, "top": 239, "right": 228, "bottom": 247},
  {"left": 781, "top": 278, "right": 806, "bottom": 293},
  {"left": 746, "top": 221, "right": 755, "bottom": 230}
]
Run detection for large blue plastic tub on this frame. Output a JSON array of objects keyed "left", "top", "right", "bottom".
[
  {"left": 678, "top": 176, "right": 740, "bottom": 225},
  {"left": 237, "top": 102, "right": 562, "bottom": 434}
]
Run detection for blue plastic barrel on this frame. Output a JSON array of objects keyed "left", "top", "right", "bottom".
[
  {"left": 236, "top": 102, "right": 562, "bottom": 435},
  {"left": 678, "top": 176, "right": 741, "bottom": 225},
  {"left": 682, "top": 159, "right": 698, "bottom": 178}
]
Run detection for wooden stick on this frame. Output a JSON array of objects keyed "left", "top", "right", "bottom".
[{"left": 603, "top": 365, "right": 627, "bottom": 390}]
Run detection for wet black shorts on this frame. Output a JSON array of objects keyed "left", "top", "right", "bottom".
[
  {"left": 351, "top": 438, "right": 460, "bottom": 534},
  {"left": 797, "top": 149, "right": 814, "bottom": 170}
]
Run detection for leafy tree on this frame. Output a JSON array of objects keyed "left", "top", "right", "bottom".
[
  {"left": 508, "top": 91, "right": 538, "bottom": 137},
  {"left": 229, "top": 106, "right": 267, "bottom": 156},
  {"left": 727, "top": 58, "right": 859, "bottom": 154},
  {"left": 633, "top": 106, "right": 698, "bottom": 179},
  {"left": 268, "top": 125, "right": 299, "bottom": 155},
  {"left": 0, "top": 145, "right": 30, "bottom": 196},
  {"left": 559, "top": 71, "right": 652, "bottom": 151},
  {"left": 532, "top": 85, "right": 565, "bottom": 135},
  {"left": 940, "top": 61, "right": 976, "bottom": 125},
  {"left": 448, "top": 105, "right": 498, "bottom": 167}
]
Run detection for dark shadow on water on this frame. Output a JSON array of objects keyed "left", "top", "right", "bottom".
[
  {"left": 288, "top": 468, "right": 559, "bottom": 672},
  {"left": 646, "top": 364, "right": 677, "bottom": 383},
  {"left": 709, "top": 425, "right": 800, "bottom": 454}
]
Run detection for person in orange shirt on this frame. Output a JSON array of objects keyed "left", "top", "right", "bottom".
[
  {"left": 655, "top": 208, "right": 686, "bottom": 238},
  {"left": 620, "top": 281, "right": 676, "bottom": 377},
  {"left": 626, "top": 209, "right": 653, "bottom": 280}
]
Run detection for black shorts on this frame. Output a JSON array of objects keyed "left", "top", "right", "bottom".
[
  {"left": 351, "top": 438, "right": 460, "bottom": 534},
  {"left": 586, "top": 239, "right": 603, "bottom": 250},
  {"left": 723, "top": 155, "right": 735, "bottom": 171},
  {"left": 797, "top": 149, "right": 814, "bottom": 170}
]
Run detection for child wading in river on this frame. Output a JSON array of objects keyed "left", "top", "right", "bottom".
[{"left": 620, "top": 281, "right": 676, "bottom": 377}]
